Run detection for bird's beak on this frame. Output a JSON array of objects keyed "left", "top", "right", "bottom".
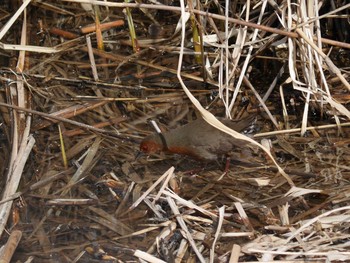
[{"left": 135, "top": 150, "right": 145, "bottom": 161}]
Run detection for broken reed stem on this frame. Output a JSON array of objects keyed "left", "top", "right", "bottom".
[
  {"left": 254, "top": 121, "right": 350, "bottom": 137},
  {"left": 0, "top": 101, "right": 119, "bottom": 135}
]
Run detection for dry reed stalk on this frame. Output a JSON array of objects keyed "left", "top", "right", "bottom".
[
  {"left": 167, "top": 196, "right": 206, "bottom": 263},
  {"left": 124, "top": 166, "right": 175, "bottom": 214},
  {"left": 49, "top": 27, "right": 79, "bottom": 39},
  {"left": 0, "top": 230, "right": 22, "bottom": 263},
  {"left": 0, "top": 5, "right": 35, "bottom": 242},
  {"left": 86, "top": 35, "right": 99, "bottom": 81},
  {"left": 62, "top": 137, "right": 102, "bottom": 194},
  {"left": 80, "top": 19, "right": 124, "bottom": 34},
  {"left": 210, "top": 205, "right": 225, "bottom": 263},
  {"left": 1, "top": 0, "right": 350, "bottom": 261},
  {"left": 254, "top": 122, "right": 350, "bottom": 137},
  {"left": 134, "top": 249, "right": 167, "bottom": 263},
  {"left": 0, "top": 101, "right": 114, "bottom": 134}
]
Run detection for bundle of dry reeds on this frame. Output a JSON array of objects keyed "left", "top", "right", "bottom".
[{"left": 0, "top": 0, "right": 349, "bottom": 262}]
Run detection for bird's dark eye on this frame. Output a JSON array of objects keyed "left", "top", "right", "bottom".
[{"left": 140, "top": 142, "right": 149, "bottom": 152}]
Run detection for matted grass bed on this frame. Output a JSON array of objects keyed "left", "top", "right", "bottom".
[{"left": 0, "top": 0, "right": 350, "bottom": 262}]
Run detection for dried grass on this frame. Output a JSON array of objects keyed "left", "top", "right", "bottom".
[{"left": 0, "top": 0, "right": 350, "bottom": 262}]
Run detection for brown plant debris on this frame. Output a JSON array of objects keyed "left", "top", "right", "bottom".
[{"left": 0, "top": 0, "right": 350, "bottom": 262}]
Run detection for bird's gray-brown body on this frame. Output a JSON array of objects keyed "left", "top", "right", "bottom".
[{"left": 140, "top": 116, "right": 255, "bottom": 161}]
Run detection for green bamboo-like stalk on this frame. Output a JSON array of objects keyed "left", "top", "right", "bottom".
[
  {"left": 124, "top": 0, "right": 139, "bottom": 53},
  {"left": 190, "top": 14, "right": 202, "bottom": 64},
  {"left": 58, "top": 124, "right": 68, "bottom": 169}
]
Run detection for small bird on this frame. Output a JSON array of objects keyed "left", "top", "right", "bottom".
[{"left": 140, "top": 115, "right": 255, "bottom": 161}]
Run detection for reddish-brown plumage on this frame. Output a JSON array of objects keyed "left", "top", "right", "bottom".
[{"left": 140, "top": 116, "right": 255, "bottom": 161}]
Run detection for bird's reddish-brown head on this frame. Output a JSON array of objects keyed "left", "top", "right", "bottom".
[{"left": 140, "top": 135, "right": 163, "bottom": 154}]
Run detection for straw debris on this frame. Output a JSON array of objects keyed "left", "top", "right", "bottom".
[{"left": 0, "top": 0, "right": 350, "bottom": 262}]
